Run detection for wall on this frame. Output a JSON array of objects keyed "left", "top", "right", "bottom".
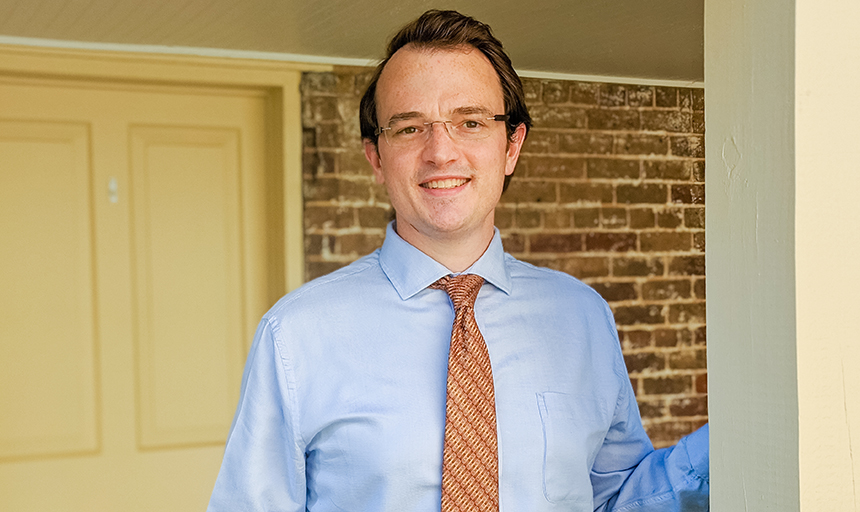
[{"left": 301, "top": 67, "right": 706, "bottom": 447}]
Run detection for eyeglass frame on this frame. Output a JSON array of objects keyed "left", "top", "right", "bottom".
[{"left": 374, "top": 114, "right": 510, "bottom": 147}]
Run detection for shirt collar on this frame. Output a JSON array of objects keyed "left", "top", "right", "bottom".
[{"left": 379, "top": 221, "right": 512, "bottom": 300}]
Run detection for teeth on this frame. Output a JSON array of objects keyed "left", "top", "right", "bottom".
[{"left": 422, "top": 178, "right": 468, "bottom": 189}]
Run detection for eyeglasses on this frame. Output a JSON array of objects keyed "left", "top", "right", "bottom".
[{"left": 375, "top": 114, "right": 509, "bottom": 147}]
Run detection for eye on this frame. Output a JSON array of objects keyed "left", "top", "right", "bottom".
[
  {"left": 459, "top": 119, "right": 486, "bottom": 131},
  {"left": 393, "top": 124, "right": 423, "bottom": 136}
]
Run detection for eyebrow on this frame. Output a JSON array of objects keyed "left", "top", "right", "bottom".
[{"left": 385, "top": 106, "right": 496, "bottom": 125}]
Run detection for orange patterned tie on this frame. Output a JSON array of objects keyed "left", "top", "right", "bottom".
[{"left": 431, "top": 274, "right": 498, "bottom": 512}]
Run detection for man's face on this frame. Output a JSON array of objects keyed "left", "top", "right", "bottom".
[{"left": 364, "top": 45, "right": 526, "bottom": 248}]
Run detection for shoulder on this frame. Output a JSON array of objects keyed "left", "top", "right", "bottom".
[
  {"left": 265, "top": 250, "right": 386, "bottom": 321},
  {"left": 504, "top": 253, "right": 607, "bottom": 306}
]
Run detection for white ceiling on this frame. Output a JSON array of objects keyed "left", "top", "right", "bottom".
[{"left": 0, "top": 0, "right": 704, "bottom": 82}]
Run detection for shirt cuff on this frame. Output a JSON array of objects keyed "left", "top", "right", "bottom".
[{"left": 683, "top": 423, "right": 709, "bottom": 481}]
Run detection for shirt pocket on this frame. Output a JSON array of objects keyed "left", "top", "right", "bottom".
[{"left": 537, "top": 391, "right": 611, "bottom": 504}]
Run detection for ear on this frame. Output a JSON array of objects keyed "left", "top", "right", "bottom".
[
  {"left": 363, "top": 139, "right": 385, "bottom": 184},
  {"left": 504, "top": 123, "right": 528, "bottom": 176}
]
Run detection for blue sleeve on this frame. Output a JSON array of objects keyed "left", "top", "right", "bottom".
[
  {"left": 207, "top": 317, "right": 307, "bottom": 512},
  {"left": 592, "top": 375, "right": 709, "bottom": 512}
]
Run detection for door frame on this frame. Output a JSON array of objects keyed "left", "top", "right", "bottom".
[{"left": 0, "top": 43, "right": 330, "bottom": 295}]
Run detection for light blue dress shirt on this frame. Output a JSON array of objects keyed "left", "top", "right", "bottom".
[{"left": 208, "top": 223, "right": 709, "bottom": 512}]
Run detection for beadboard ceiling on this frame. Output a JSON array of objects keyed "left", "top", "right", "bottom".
[{"left": 0, "top": 0, "right": 703, "bottom": 82}]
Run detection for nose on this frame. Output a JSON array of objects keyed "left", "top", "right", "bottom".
[{"left": 422, "top": 122, "right": 460, "bottom": 166}]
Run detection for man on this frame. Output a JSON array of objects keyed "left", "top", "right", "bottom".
[{"left": 208, "top": 10, "right": 709, "bottom": 512}]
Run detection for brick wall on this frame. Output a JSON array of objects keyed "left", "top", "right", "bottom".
[{"left": 302, "top": 67, "right": 706, "bottom": 448}]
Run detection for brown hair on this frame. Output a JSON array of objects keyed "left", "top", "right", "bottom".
[{"left": 359, "top": 10, "right": 531, "bottom": 188}]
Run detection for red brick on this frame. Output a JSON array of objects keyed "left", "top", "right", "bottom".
[
  {"left": 642, "top": 280, "right": 692, "bottom": 301},
  {"left": 692, "top": 161, "right": 705, "bottom": 182},
  {"left": 559, "top": 183, "right": 614, "bottom": 204},
  {"left": 629, "top": 208, "right": 656, "bottom": 228},
  {"left": 316, "top": 123, "right": 342, "bottom": 148},
  {"left": 541, "top": 80, "right": 568, "bottom": 104},
  {"left": 627, "top": 86, "right": 655, "bottom": 107},
  {"left": 617, "top": 184, "right": 668, "bottom": 204},
  {"left": 641, "top": 111, "right": 693, "bottom": 133},
  {"left": 669, "top": 303, "right": 706, "bottom": 324},
  {"left": 501, "top": 233, "right": 525, "bottom": 253},
  {"left": 613, "top": 257, "right": 665, "bottom": 277},
  {"left": 692, "top": 88, "right": 705, "bottom": 112},
  {"left": 590, "top": 281, "right": 638, "bottom": 302},
  {"left": 693, "top": 326, "right": 707, "bottom": 344},
  {"left": 694, "top": 278, "right": 706, "bottom": 299},
  {"left": 645, "top": 420, "right": 698, "bottom": 449},
  {"left": 684, "top": 207, "right": 705, "bottom": 228},
  {"left": 522, "top": 78, "right": 542, "bottom": 104},
  {"left": 655, "top": 328, "right": 681, "bottom": 348},
  {"left": 494, "top": 207, "right": 514, "bottom": 229},
  {"left": 304, "top": 205, "right": 354, "bottom": 229},
  {"left": 529, "top": 105, "right": 588, "bottom": 128},
  {"left": 559, "top": 133, "right": 614, "bottom": 154},
  {"left": 695, "top": 373, "right": 708, "bottom": 393},
  {"left": 656, "top": 208, "right": 684, "bottom": 229},
  {"left": 587, "top": 158, "right": 640, "bottom": 179},
  {"left": 306, "top": 261, "right": 347, "bottom": 280},
  {"left": 668, "top": 349, "right": 708, "bottom": 370},
  {"left": 640, "top": 232, "right": 692, "bottom": 252},
  {"left": 585, "top": 233, "right": 637, "bottom": 252},
  {"left": 676, "top": 88, "right": 692, "bottom": 109},
  {"left": 522, "top": 156, "right": 586, "bottom": 178},
  {"left": 614, "top": 305, "right": 666, "bottom": 325},
  {"left": 530, "top": 233, "right": 583, "bottom": 253},
  {"left": 544, "top": 209, "right": 572, "bottom": 229},
  {"left": 669, "top": 396, "right": 708, "bottom": 417},
  {"left": 553, "top": 256, "right": 610, "bottom": 278},
  {"left": 669, "top": 255, "right": 705, "bottom": 276},
  {"left": 302, "top": 72, "right": 338, "bottom": 94},
  {"left": 623, "top": 329, "right": 653, "bottom": 349},
  {"left": 601, "top": 207, "right": 628, "bottom": 229},
  {"left": 637, "top": 399, "right": 666, "bottom": 419},
  {"left": 499, "top": 181, "right": 557, "bottom": 204},
  {"left": 643, "top": 376, "right": 693, "bottom": 395},
  {"left": 624, "top": 352, "right": 666, "bottom": 373},
  {"left": 693, "top": 232, "right": 706, "bottom": 252},
  {"left": 671, "top": 184, "right": 705, "bottom": 204},
  {"left": 357, "top": 206, "right": 392, "bottom": 228},
  {"left": 643, "top": 160, "right": 692, "bottom": 180},
  {"left": 692, "top": 112, "right": 705, "bottom": 134},
  {"left": 655, "top": 87, "right": 678, "bottom": 107},
  {"left": 670, "top": 135, "right": 704, "bottom": 158},
  {"left": 338, "top": 233, "right": 385, "bottom": 255},
  {"left": 521, "top": 131, "right": 559, "bottom": 153},
  {"left": 599, "top": 84, "right": 627, "bottom": 106},
  {"left": 614, "top": 134, "right": 669, "bottom": 156},
  {"left": 338, "top": 150, "right": 374, "bottom": 176},
  {"left": 588, "top": 109, "right": 640, "bottom": 130},
  {"left": 515, "top": 210, "right": 541, "bottom": 228},
  {"left": 305, "top": 96, "right": 339, "bottom": 122},
  {"left": 573, "top": 208, "right": 600, "bottom": 228},
  {"left": 304, "top": 234, "right": 324, "bottom": 255},
  {"left": 570, "top": 82, "right": 600, "bottom": 105}
]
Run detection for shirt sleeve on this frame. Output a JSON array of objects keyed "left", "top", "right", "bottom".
[
  {"left": 592, "top": 378, "right": 710, "bottom": 512},
  {"left": 591, "top": 300, "right": 709, "bottom": 512},
  {"left": 207, "top": 317, "right": 307, "bottom": 512}
]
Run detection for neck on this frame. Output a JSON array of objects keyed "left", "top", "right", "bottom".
[{"left": 394, "top": 221, "right": 495, "bottom": 273}]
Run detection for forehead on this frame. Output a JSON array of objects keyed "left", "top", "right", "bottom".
[{"left": 375, "top": 45, "right": 504, "bottom": 120}]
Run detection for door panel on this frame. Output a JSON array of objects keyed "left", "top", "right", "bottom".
[
  {"left": 0, "top": 77, "right": 272, "bottom": 511},
  {"left": 0, "top": 120, "right": 99, "bottom": 460}
]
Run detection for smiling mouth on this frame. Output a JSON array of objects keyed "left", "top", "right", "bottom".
[{"left": 421, "top": 178, "right": 469, "bottom": 189}]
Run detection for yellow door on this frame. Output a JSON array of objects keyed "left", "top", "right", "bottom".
[{"left": 0, "top": 75, "right": 274, "bottom": 511}]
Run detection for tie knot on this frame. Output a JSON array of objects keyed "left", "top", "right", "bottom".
[{"left": 431, "top": 274, "right": 484, "bottom": 309}]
